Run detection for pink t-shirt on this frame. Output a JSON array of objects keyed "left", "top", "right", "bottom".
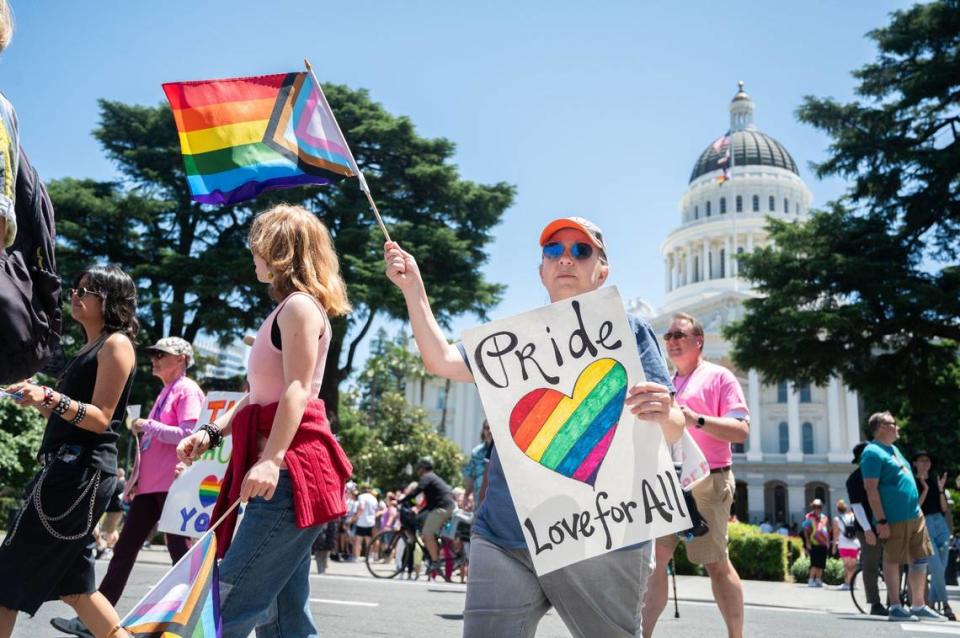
[
  {"left": 247, "top": 292, "right": 330, "bottom": 406},
  {"left": 135, "top": 376, "right": 204, "bottom": 494},
  {"left": 673, "top": 360, "right": 749, "bottom": 469}
]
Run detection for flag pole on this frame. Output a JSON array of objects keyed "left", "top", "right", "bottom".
[
  {"left": 304, "top": 58, "right": 393, "bottom": 243},
  {"left": 208, "top": 497, "right": 242, "bottom": 534}
]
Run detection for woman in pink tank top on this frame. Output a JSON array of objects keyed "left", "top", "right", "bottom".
[{"left": 177, "top": 204, "right": 353, "bottom": 638}]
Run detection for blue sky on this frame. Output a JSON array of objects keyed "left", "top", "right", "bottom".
[{"left": 1, "top": 1, "right": 912, "bottom": 365}]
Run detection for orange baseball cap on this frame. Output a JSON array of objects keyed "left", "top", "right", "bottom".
[{"left": 539, "top": 216, "right": 606, "bottom": 251}]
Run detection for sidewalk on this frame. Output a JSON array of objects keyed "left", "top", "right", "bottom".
[{"left": 133, "top": 547, "right": 960, "bottom": 615}]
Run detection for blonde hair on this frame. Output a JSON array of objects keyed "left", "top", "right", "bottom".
[
  {"left": 0, "top": 1, "right": 12, "bottom": 54},
  {"left": 248, "top": 204, "right": 351, "bottom": 316}
]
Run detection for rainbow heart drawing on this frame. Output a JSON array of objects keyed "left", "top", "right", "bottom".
[
  {"left": 509, "top": 358, "right": 628, "bottom": 486},
  {"left": 198, "top": 474, "right": 222, "bottom": 507}
]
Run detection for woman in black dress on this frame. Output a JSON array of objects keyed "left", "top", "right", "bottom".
[{"left": 0, "top": 265, "right": 138, "bottom": 638}]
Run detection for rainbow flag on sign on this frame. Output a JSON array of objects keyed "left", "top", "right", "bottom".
[
  {"left": 163, "top": 71, "right": 358, "bottom": 206},
  {"left": 122, "top": 532, "right": 221, "bottom": 637}
]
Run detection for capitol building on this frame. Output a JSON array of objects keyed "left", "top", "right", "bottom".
[{"left": 407, "top": 82, "right": 862, "bottom": 526}]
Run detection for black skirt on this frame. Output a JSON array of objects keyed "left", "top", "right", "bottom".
[
  {"left": 0, "top": 455, "right": 116, "bottom": 615},
  {"left": 809, "top": 544, "right": 829, "bottom": 569}
]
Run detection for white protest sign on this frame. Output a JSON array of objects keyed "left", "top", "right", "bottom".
[
  {"left": 158, "top": 391, "right": 244, "bottom": 538},
  {"left": 462, "top": 286, "right": 694, "bottom": 574}
]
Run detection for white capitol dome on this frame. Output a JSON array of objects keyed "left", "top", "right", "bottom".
[{"left": 642, "top": 82, "right": 862, "bottom": 526}]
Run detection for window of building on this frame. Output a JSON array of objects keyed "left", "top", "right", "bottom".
[
  {"left": 784, "top": 197, "right": 789, "bottom": 213},
  {"left": 768, "top": 195, "right": 775, "bottom": 212},
  {"left": 752, "top": 195, "right": 759, "bottom": 212},
  {"left": 720, "top": 249, "right": 726, "bottom": 278},
  {"left": 795, "top": 201, "right": 800, "bottom": 214},
  {"left": 694, "top": 205, "right": 699, "bottom": 219},
  {"left": 777, "top": 381, "right": 787, "bottom": 403},
  {"left": 720, "top": 197, "right": 726, "bottom": 214},
  {"left": 778, "top": 422, "right": 789, "bottom": 454},
  {"left": 693, "top": 256, "right": 699, "bottom": 283},
  {"left": 708, "top": 252, "right": 713, "bottom": 280},
  {"left": 736, "top": 195, "right": 743, "bottom": 212},
  {"left": 732, "top": 442, "right": 745, "bottom": 454},
  {"left": 802, "top": 422, "right": 814, "bottom": 454},
  {"left": 800, "top": 384, "right": 812, "bottom": 403},
  {"left": 706, "top": 201, "right": 712, "bottom": 217}
]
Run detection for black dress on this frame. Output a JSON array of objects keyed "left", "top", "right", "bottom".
[{"left": 0, "top": 334, "right": 135, "bottom": 615}]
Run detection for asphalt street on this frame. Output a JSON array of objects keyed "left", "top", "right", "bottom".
[{"left": 13, "top": 558, "right": 960, "bottom": 637}]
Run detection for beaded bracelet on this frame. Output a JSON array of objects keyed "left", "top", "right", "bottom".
[
  {"left": 53, "top": 393, "right": 71, "bottom": 416},
  {"left": 41, "top": 386, "right": 55, "bottom": 408},
  {"left": 199, "top": 423, "right": 224, "bottom": 449},
  {"left": 70, "top": 402, "right": 87, "bottom": 425}
]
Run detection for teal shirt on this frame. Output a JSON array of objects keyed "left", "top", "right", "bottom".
[{"left": 860, "top": 442, "right": 920, "bottom": 524}]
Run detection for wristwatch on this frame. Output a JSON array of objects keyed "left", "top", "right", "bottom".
[
  {"left": 695, "top": 415, "right": 706, "bottom": 429},
  {"left": 877, "top": 518, "right": 888, "bottom": 525}
]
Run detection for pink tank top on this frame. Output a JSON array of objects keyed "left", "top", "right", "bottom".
[{"left": 247, "top": 292, "right": 331, "bottom": 405}]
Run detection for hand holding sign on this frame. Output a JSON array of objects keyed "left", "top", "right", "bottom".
[{"left": 625, "top": 382, "right": 675, "bottom": 429}]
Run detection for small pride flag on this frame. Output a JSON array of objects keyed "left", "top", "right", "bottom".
[
  {"left": 122, "top": 531, "right": 221, "bottom": 637},
  {"left": 163, "top": 71, "right": 359, "bottom": 206}
]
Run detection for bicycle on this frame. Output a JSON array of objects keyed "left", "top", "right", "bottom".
[
  {"left": 365, "top": 503, "right": 469, "bottom": 582},
  {"left": 850, "top": 564, "right": 908, "bottom": 615}
]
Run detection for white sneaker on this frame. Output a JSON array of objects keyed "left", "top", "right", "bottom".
[
  {"left": 912, "top": 606, "right": 948, "bottom": 622},
  {"left": 837, "top": 583, "right": 851, "bottom": 591}
]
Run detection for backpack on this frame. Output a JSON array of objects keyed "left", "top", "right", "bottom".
[
  {"left": 842, "top": 513, "right": 857, "bottom": 540},
  {"left": 0, "top": 148, "right": 61, "bottom": 383}
]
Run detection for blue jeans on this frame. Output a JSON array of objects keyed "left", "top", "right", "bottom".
[
  {"left": 219, "top": 471, "right": 323, "bottom": 637},
  {"left": 925, "top": 512, "right": 951, "bottom": 604}
]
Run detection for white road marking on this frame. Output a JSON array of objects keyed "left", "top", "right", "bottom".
[
  {"left": 309, "top": 598, "right": 379, "bottom": 607},
  {"left": 680, "top": 600, "right": 827, "bottom": 615},
  {"left": 310, "top": 573, "right": 466, "bottom": 592},
  {"left": 901, "top": 625, "right": 960, "bottom": 635}
]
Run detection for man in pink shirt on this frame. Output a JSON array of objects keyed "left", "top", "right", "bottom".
[
  {"left": 52, "top": 337, "right": 205, "bottom": 638},
  {"left": 642, "top": 313, "right": 750, "bottom": 638}
]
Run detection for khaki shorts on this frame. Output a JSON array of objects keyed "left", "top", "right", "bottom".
[
  {"left": 885, "top": 516, "right": 933, "bottom": 565},
  {"left": 659, "top": 469, "right": 735, "bottom": 565},
  {"left": 421, "top": 506, "right": 454, "bottom": 539}
]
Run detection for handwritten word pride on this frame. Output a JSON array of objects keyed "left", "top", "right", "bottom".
[
  {"left": 474, "top": 300, "right": 623, "bottom": 388},
  {"left": 523, "top": 469, "right": 688, "bottom": 554}
]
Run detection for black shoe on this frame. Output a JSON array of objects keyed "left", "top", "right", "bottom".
[
  {"left": 870, "top": 603, "right": 889, "bottom": 617},
  {"left": 50, "top": 616, "right": 94, "bottom": 638},
  {"left": 943, "top": 605, "right": 956, "bottom": 621}
]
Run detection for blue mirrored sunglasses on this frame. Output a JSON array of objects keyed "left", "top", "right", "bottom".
[{"left": 542, "top": 241, "right": 594, "bottom": 261}]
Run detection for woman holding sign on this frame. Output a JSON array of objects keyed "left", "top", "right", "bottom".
[
  {"left": 177, "top": 204, "right": 353, "bottom": 638},
  {"left": 0, "top": 265, "right": 138, "bottom": 638},
  {"left": 384, "top": 216, "right": 685, "bottom": 638}
]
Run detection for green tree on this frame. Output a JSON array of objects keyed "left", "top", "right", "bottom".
[
  {"left": 52, "top": 85, "right": 514, "bottom": 420},
  {"left": 725, "top": 1, "right": 960, "bottom": 462},
  {"left": 0, "top": 400, "right": 46, "bottom": 494},
  {"left": 338, "top": 329, "right": 464, "bottom": 489}
]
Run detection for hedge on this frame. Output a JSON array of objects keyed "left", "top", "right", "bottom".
[
  {"left": 672, "top": 522, "right": 790, "bottom": 581},
  {"left": 789, "top": 555, "right": 845, "bottom": 585}
]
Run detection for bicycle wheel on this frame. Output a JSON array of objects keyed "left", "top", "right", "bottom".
[
  {"left": 851, "top": 566, "right": 892, "bottom": 614},
  {"left": 366, "top": 530, "right": 403, "bottom": 579},
  {"left": 850, "top": 568, "right": 869, "bottom": 614}
]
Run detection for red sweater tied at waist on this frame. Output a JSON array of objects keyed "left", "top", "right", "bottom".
[{"left": 211, "top": 399, "right": 353, "bottom": 557}]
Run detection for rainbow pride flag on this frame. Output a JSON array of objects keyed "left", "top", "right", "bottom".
[
  {"left": 163, "top": 72, "right": 358, "bottom": 206},
  {"left": 122, "top": 531, "right": 221, "bottom": 637}
]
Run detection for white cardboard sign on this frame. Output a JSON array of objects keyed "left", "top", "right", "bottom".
[
  {"left": 158, "top": 392, "right": 245, "bottom": 538},
  {"left": 462, "top": 287, "right": 695, "bottom": 574}
]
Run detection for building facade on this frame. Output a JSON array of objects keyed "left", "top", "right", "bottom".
[
  {"left": 192, "top": 336, "right": 248, "bottom": 381},
  {"left": 637, "top": 82, "right": 861, "bottom": 525}
]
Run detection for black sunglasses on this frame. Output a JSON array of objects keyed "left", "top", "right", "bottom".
[
  {"left": 70, "top": 287, "right": 106, "bottom": 300},
  {"left": 542, "top": 241, "right": 594, "bottom": 261},
  {"left": 150, "top": 351, "right": 168, "bottom": 360},
  {"left": 663, "top": 331, "right": 690, "bottom": 341}
]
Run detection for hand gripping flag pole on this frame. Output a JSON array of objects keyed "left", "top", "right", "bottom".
[{"left": 304, "top": 59, "right": 392, "bottom": 243}]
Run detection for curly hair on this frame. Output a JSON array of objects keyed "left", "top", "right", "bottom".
[
  {"left": 248, "top": 204, "right": 351, "bottom": 316},
  {"left": 74, "top": 264, "right": 139, "bottom": 341}
]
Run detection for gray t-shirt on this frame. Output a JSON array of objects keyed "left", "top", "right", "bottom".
[{"left": 468, "top": 314, "right": 675, "bottom": 550}]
